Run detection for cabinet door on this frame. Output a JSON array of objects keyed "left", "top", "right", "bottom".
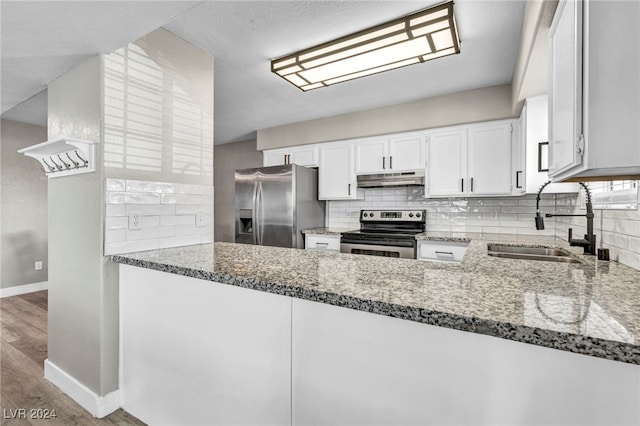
[
  {"left": 388, "top": 134, "right": 426, "bottom": 172},
  {"left": 305, "top": 235, "right": 340, "bottom": 252},
  {"left": 264, "top": 149, "right": 287, "bottom": 167},
  {"left": 548, "top": 0, "right": 583, "bottom": 177},
  {"left": 319, "top": 143, "right": 356, "bottom": 200},
  {"left": 263, "top": 146, "right": 318, "bottom": 167},
  {"left": 289, "top": 146, "right": 318, "bottom": 167},
  {"left": 467, "top": 123, "right": 513, "bottom": 195},
  {"left": 355, "top": 138, "right": 388, "bottom": 173},
  {"left": 426, "top": 129, "right": 466, "bottom": 196}
]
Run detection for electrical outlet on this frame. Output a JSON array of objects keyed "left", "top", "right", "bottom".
[
  {"left": 35, "top": 261, "right": 43, "bottom": 271},
  {"left": 196, "top": 211, "right": 206, "bottom": 227},
  {"left": 129, "top": 213, "right": 142, "bottom": 230}
]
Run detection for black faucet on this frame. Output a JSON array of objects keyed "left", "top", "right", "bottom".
[{"left": 535, "top": 181, "right": 596, "bottom": 255}]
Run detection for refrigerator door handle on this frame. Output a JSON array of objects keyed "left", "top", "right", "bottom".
[
  {"left": 256, "top": 181, "right": 264, "bottom": 245},
  {"left": 252, "top": 182, "right": 259, "bottom": 245}
]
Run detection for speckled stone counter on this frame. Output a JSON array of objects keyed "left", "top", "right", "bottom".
[
  {"left": 301, "top": 227, "right": 356, "bottom": 235},
  {"left": 112, "top": 239, "right": 640, "bottom": 364}
]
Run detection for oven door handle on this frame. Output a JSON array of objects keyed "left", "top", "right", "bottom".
[{"left": 340, "top": 242, "right": 416, "bottom": 259}]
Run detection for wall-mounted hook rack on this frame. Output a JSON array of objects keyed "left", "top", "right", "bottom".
[{"left": 18, "top": 137, "right": 97, "bottom": 178}]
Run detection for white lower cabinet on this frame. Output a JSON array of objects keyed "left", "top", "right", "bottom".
[
  {"left": 120, "top": 266, "right": 640, "bottom": 426},
  {"left": 291, "top": 298, "right": 639, "bottom": 426},
  {"left": 305, "top": 234, "right": 340, "bottom": 252},
  {"left": 417, "top": 240, "right": 469, "bottom": 262},
  {"left": 120, "top": 266, "right": 291, "bottom": 426}
]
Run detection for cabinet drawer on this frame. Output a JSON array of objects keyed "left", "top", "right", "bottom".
[
  {"left": 305, "top": 235, "right": 341, "bottom": 252},
  {"left": 417, "top": 241, "right": 469, "bottom": 262}
]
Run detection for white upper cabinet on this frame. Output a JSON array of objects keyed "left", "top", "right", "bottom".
[
  {"left": 426, "top": 120, "right": 516, "bottom": 197},
  {"left": 318, "top": 141, "right": 360, "bottom": 200},
  {"left": 426, "top": 128, "right": 467, "bottom": 196},
  {"left": 388, "top": 134, "right": 427, "bottom": 172},
  {"left": 548, "top": 0, "right": 640, "bottom": 181},
  {"left": 548, "top": 0, "right": 583, "bottom": 177},
  {"left": 467, "top": 123, "right": 513, "bottom": 195},
  {"left": 521, "top": 96, "right": 580, "bottom": 193},
  {"left": 263, "top": 145, "right": 319, "bottom": 167},
  {"left": 354, "top": 138, "right": 387, "bottom": 173},
  {"left": 354, "top": 133, "right": 426, "bottom": 174}
]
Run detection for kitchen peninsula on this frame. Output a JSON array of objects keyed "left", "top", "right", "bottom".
[{"left": 112, "top": 239, "right": 640, "bottom": 425}]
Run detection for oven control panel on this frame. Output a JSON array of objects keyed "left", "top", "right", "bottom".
[{"left": 360, "top": 210, "right": 425, "bottom": 222}]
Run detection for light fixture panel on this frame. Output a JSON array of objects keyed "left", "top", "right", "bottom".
[{"left": 271, "top": 1, "right": 460, "bottom": 91}]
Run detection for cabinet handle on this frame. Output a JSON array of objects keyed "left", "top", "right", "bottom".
[
  {"left": 470, "top": 177, "right": 474, "bottom": 192},
  {"left": 287, "top": 154, "right": 291, "bottom": 164},
  {"left": 435, "top": 251, "right": 454, "bottom": 257},
  {"left": 382, "top": 157, "right": 386, "bottom": 169},
  {"left": 284, "top": 154, "right": 287, "bottom": 164},
  {"left": 461, "top": 178, "right": 464, "bottom": 192},
  {"left": 315, "top": 242, "right": 329, "bottom": 246},
  {"left": 390, "top": 156, "right": 393, "bottom": 169},
  {"left": 516, "top": 171, "right": 522, "bottom": 189},
  {"left": 348, "top": 183, "right": 351, "bottom": 196}
]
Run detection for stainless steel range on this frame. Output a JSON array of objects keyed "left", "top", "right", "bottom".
[{"left": 340, "top": 210, "right": 426, "bottom": 259}]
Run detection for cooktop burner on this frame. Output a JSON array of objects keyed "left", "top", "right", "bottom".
[{"left": 341, "top": 209, "right": 426, "bottom": 243}]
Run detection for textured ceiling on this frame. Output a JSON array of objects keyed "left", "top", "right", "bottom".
[{"left": 1, "top": 0, "right": 525, "bottom": 144}]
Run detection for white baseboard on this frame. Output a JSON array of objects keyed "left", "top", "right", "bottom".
[
  {"left": 0, "top": 281, "right": 48, "bottom": 298},
  {"left": 44, "top": 359, "right": 120, "bottom": 418}
]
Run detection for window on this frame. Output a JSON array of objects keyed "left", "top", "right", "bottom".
[{"left": 588, "top": 180, "right": 638, "bottom": 209}]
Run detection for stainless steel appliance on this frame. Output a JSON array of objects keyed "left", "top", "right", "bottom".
[
  {"left": 340, "top": 210, "right": 426, "bottom": 259},
  {"left": 235, "top": 164, "right": 325, "bottom": 249},
  {"left": 356, "top": 170, "right": 425, "bottom": 188}
]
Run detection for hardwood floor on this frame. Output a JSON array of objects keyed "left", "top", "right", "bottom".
[{"left": 1, "top": 291, "right": 145, "bottom": 425}]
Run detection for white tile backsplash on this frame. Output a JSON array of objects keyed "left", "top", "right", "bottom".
[
  {"left": 161, "top": 194, "right": 202, "bottom": 205},
  {"left": 104, "top": 179, "right": 213, "bottom": 255},
  {"left": 329, "top": 187, "right": 639, "bottom": 271},
  {"left": 126, "top": 180, "right": 175, "bottom": 193},
  {"left": 327, "top": 188, "right": 558, "bottom": 235}
]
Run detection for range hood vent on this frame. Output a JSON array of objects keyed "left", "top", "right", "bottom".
[{"left": 356, "top": 171, "right": 425, "bottom": 188}]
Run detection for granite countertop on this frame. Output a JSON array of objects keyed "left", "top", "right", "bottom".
[
  {"left": 301, "top": 227, "right": 356, "bottom": 236},
  {"left": 111, "top": 238, "right": 640, "bottom": 365}
]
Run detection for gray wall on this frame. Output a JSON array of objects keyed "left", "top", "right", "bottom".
[
  {"left": 0, "top": 119, "right": 48, "bottom": 289},
  {"left": 257, "top": 84, "right": 514, "bottom": 150},
  {"left": 46, "top": 28, "right": 214, "bottom": 399},
  {"left": 214, "top": 139, "right": 263, "bottom": 242},
  {"left": 47, "top": 55, "right": 118, "bottom": 395}
]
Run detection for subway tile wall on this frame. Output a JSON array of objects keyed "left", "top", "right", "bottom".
[
  {"left": 554, "top": 192, "right": 640, "bottom": 271},
  {"left": 328, "top": 187, "right": 640, "bottom": 271},
  {"left": 327, "top": 187, "right": 558, "bottom": 237},
  {"left": 104, "top": 179, "right": 213, "bottom": 255}
]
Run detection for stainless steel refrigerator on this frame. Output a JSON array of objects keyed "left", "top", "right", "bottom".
[{"left": 235, "top": 164, "right": 325, "bottom": 249}]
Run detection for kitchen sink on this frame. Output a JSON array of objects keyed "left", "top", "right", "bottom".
[{"left": 487, "top": 244, "right": 580, "bottom": 263}]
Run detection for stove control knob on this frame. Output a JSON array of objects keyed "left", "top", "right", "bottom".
[
  {"left": 363, "top": 213, "right": 368, "bottom": 218},
  {"left": 416, "top": 212, "right": 421, "bottom": 218},
  {"left": 369, "top": 212, "right": 375, "bottom": 217},
  {"left": 409, "top": 213, "right": 414, "bottom": 218}
]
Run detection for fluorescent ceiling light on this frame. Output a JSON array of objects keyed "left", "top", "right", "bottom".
[{"left": 271, "top": 1, "right": 460, "bottom": 91}]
